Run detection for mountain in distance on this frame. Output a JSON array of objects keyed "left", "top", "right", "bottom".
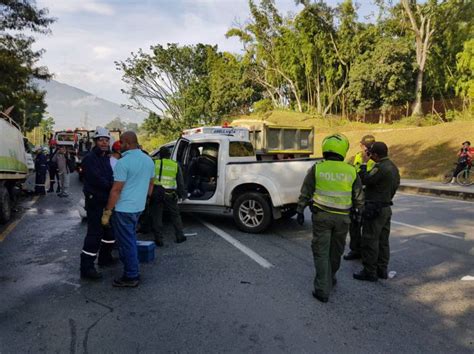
[{"left": 37, "top": 80, "right": 147, "bottom": 130}]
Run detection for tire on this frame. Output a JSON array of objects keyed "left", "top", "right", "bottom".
[
  {"left": 280, "top": 207, "right": 297, "bottom": 219},
  {"left": 0, "top": 185, "right": 11, "bottom": 224},
  {"left": 456, "top": 169, "right": 473, "bottom": 186},
  {"left": 441, "top": 170, "right": 453, "bottom": 184},
  {"left": 233, "top": 192, "right": 272, "bottom": 233}
]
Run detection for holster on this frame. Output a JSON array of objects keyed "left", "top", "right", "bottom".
[{"left": 362, "top": 201, "right": 391, "bottom": 220}]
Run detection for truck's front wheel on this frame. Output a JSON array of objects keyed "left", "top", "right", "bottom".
[
  {"left": 233, "top": 192, "right": 272, "bottom": 233},
  {"left": 0, "top": 185, "right": 11, "bottom": 224}
]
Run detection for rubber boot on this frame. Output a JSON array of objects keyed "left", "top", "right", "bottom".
[
  {"left": 98, "top": 244, "right": 118, "bottom": 267},
  {"left": 47, "top": 182, "right": 55, "bottom": 193},
  {"left": 80, "top": 253, "right": 102, "bottom": 280}
]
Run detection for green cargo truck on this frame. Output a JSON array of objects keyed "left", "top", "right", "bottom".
[
  {"left": 0, "top": 111, "right": 28, "bottom": 223},
  {"left": 232, "top": 120, "right": 314, "bottom": 160}
]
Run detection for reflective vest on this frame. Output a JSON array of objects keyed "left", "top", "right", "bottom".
[
  {"left": 313, "top": 160, "right": 356, "bottom": 215},
  {"left": 154, "top": 158, "right": 178, "bottom": 190},
  {"left": 353, "top": 151, "right": 375, "bottom": 173}
]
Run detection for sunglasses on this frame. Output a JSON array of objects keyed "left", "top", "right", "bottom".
[{"left": 96, "top": 138, "right": 110, "bottom": 143}]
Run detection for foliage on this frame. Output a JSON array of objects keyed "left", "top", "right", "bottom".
[
  {"left": 0, "top": 0, "right": 54, "bottom": 131},
  {"left": 455, "top": 39, "right": 474, "bottom": 101},
  {"left": 117, "top": 43, "right": 258, "bottom": 137},
  {"left": 39, "top": 116, "right": 55, "bottom": 134},
  {"left": 138, "top": 134, "right": 170, "bottom": 154},
  {"left": 253, "top": 99, "right": 274, "bottom": 113},
  {"left": 348, "top": 38, "right": 415, "bottom": 112},
  {"left": 119, "top": 0, "right": 472, "bottom": 141},
  {"left": 105, "top": 117, "right": 138, "bottom": 132}
]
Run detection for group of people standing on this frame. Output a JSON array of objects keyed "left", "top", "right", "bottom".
[
  {"left": 297, "top": 134, "right": 400, "bottom": 303},
  {"left": 34, "top": 144, "right": 75, "bottom": 197},
  {"left": 80, "top": 128, "right": 186, "bottom": 287}
]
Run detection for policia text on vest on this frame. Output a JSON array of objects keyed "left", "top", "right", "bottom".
[{"left": 297, "top": 158, "right": 364, "bottom": 302}]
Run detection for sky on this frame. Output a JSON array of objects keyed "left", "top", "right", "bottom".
[{"left": 33, "top": 0, "right": 378, "bottom": 105}]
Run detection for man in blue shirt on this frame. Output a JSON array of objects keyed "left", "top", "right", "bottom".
[{"left": 102, "top": 132, "right": 155, "bottom": 287}]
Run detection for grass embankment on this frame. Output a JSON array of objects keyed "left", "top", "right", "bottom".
[{"left": 231, "top": 111, "right": 474, "bottom": 180}]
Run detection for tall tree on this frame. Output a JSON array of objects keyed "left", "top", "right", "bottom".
[
  {"left": 227, "top": 0, "right": 305, "bottom": 111},
  {"left": 400, "top": 0, "right": 435, "bottom": 115},
  {"left": 0, "top": 0, "right": 54, "bottom": 130}
]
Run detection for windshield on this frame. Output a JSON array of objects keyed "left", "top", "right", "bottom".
[
  {"left": 229, "top": 141, "right": 254, "bottom": 157},
  {"left": 56, "top": 133, "right": 75, "bottom": 142}
]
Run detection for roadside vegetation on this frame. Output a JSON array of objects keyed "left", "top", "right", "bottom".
[
  {"left": 129, "top": 0, "right": 472, "bottom": 181},
  {"left": 229, "top": 109, "right": 473, "bottom": 180},
  {"left": 122, "top": 0, "right": 472, "bottom": 141}
]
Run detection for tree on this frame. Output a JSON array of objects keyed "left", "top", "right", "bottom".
[
  {"left": 455, "top": 39, "right": 474, "bottom": 105},
  {"left": 39, "top": 116, "right": 55, "bottom": 135},
  {"left": 118, "top": 43, "right": 257, "bottom": 136},
  {"left": 105, "top": 117, "right": 139, "bottom": 132},
  {"left": 227, "top": 0, "right": 304, "bottom": 111},
  {"left": 117, "top": 43, "right": 217, "bottom": 128},
  {"left": 0, "top": 0, "right": 54, "bottom": 130},
  {"left": 348, "top": 38, "right": 415, "bottom": 116},
  {"left": 106, "top": 117, "right": 127, "bottom": 131},
  {"left": 399, "top": 0, "right": 435, "bottom": 115},
  {"left": 208, "top": 52, "right": 257, "bottom": 117}
]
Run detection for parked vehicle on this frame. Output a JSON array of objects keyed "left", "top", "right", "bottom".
[
  {"left": 54, "top": 130, "right": 77, "bottom": 150},
  {"left": 0, "top": 111, "right": 29, "bottom": 223},
  {"left": 231, "top": 120, "right": 314, "bottom": 160},
  {"left": 150, "top": 141, "right": 176, "bottom": 160},
  {"left": 172, "top": 130, "right": 318, "bottom": 233}
]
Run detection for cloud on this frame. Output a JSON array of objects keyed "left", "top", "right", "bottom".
[
  {"left": 93, "top": 46, "right": 114, "bottom": 60},
  {"left": 38, "top": 0, "right": 115, "bottom": 16},
  {"left": 34, "top": 0, "right": 375, "bottom": 105}
]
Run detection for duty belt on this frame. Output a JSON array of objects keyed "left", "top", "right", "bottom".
[{"left": 365, "top": 201, "right": 392, "bottom": 207}]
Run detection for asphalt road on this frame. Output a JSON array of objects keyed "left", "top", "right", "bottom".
[{"left": 0, "top": 175, "right": 473, "bottom": 353}]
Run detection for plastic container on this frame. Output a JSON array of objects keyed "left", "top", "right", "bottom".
[{"left": 136, "top": 241, "right": 156, "bottom": 263}]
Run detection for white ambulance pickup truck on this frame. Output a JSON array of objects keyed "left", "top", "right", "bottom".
[{"left": 172, "top": 129, "right": 319, "bottom": 233}]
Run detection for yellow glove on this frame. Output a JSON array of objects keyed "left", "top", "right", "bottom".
[{"left": 101, "top": 209, "right": 112, "bottom": 226}]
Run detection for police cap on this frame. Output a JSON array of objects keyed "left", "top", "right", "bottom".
[{"left": 360, "top": 134, "right": 375, "bottom": 147}]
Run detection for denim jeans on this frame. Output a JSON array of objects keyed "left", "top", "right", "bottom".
[{"left": 112, "top": 211, "right": 141, "bottom": 279}]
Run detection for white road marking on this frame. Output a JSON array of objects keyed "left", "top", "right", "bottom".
[
  {"left": 392, "top": 220, "right": 464, "bottom": 240},
  {"left": 396, "top": 192, "right": 474, "bottom": 204},
  {"left": 198, "top": 219, "right": 274, "bottom": 269}
]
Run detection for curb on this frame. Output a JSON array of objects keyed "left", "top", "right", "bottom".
[{"left": 398, "top": 185, "right": 474, "bottom": 201}]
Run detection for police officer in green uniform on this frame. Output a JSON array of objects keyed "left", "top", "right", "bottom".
[
  {"left": 297, "top": 134, "right": 364, "bottom": 302},
  {"left": 150, "top": 147, "right": 187, "bottom": 247},
  {"left": 344, "top": 135, "right": 376, "bottom": 260},
  {"left": 353, "top": 142, "right": 400, "bottom": 281}
]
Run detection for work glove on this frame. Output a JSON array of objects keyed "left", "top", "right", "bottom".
[
  {"left": 101, "top": 209, "right": 113, "bottom": 226},
  {"left": 296, "top": 212, "right": 305, "bottom": 226}
]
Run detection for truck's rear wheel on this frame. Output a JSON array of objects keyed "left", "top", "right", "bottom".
[
  {"left": 233, "top": 192, "right": 272, "bottom": 233},
  {"left": 0, "top": 185, "right": 11, "bottom": 224}
]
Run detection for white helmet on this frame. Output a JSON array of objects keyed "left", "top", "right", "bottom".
[{"left": 93, "top": 126, "right": 111, "bottom": 139}]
